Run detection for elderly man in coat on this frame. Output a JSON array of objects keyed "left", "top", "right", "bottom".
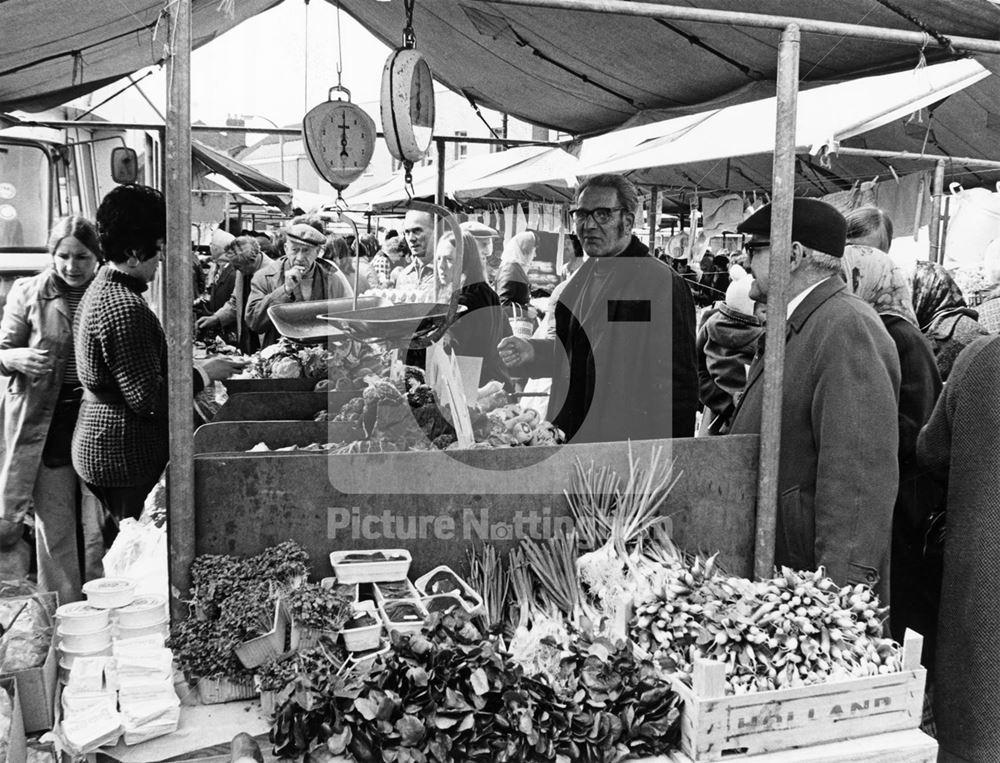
[
  {"left": 729, "top": 199, "right": 900, "bottom": 604},
  {"left": 497, "top": 173, "right": 699, "bottom": 443},
  {"left": 245, "top": 222, "right": 353, "bottom": 348}
]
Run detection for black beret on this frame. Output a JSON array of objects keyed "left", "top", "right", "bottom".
[{"left": 737, "top": 198, "right": 847, "bottom": 258}]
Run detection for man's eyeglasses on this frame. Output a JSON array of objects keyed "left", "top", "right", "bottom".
[{"left": 569, "top": 206, "right": 626, "bottom": 225}]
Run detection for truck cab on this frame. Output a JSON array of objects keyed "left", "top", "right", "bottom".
[{"left": 0, "top": 117, "right": 141, "bottom": 314}]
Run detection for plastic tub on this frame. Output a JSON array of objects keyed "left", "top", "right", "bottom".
[
  {"left": 82, "top": 578, "right": 136, "bottom": 609},
  {"left": 421, "top": 593, "right": 464, "bottom": 616},
  {"left": 340, "top": 601, "right": 382, "bottom": 652},
  {"left": 329, "top": 549, "right": 411, "bottom": 584},
  {"left": 59, "top": 643, "right": 113, "bottom": 669},
  {"left": 59, "top": 625, "right": 112, "bottom": 653},
  {"left": 115, "top": 594, "right": 167, "bottom": 628},
  {"left": 115, "top": 617, "right": 169, "bottom": 641},
  {"left": 415, "top": 566, "right": 485, "bottom": 616},
  {"left": 372, "top": 579, "right": 419, "bottom": 605},
  {"left": 378, "top": 598, "right": 428, "bottom": 636},
  {"left": 56, "top": 602, "right": 110, "bottom": 635}
]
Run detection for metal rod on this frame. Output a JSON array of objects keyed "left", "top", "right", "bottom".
[
  {"left": 483, "top": 0, "right": 1000, "bottom": 54},
  {"left": 436, "top": 139, "right": 447, "bottom": 207},
  {"left": 647, "top": 185, "right": 659, "bottom": 253},
  {"left": 754, "top": 24, "right": 800, "bottom": 581},
  {"left": 833, "top": 146, "right": 1000, "bottom": 171},
  {"left": 165, "top": 0, "right": 195, "bottom": 622},
  {"left": 14, "top": 119, "right": 560, "bottom": 146}
]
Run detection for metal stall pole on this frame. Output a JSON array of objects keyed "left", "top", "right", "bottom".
[
  {"left": 164, "top": 0, "right": 195, "bottom": 621},
  {"left": 929, "top": 159, "right": 946, "bottom": 264},
  {"left": 754, "top": 24, "right": 799, "bottom": 580},
  {"left": 648, "top": 186, "right": 659, "bottom": 254}
]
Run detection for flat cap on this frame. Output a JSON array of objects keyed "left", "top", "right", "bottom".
[
  {"left": 285, "top": 222, "right": 326, "bottom": 247},
  {"left": 737, "top": 198, "right": 847, "bottom": 258},
  {"left": 460, "top": 221, "right": 499, "bottom": 238}
]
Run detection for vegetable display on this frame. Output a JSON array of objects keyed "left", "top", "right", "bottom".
[
  {"left": 273, "top": 612, "right": 681, "bottom": 763},
  {"left": 632, "top": 562, "right": 902, "bottom": 694},
  {"left": 241, "top": 338, "right": 386, "bottom": 383}
]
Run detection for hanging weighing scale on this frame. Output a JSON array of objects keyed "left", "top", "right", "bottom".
[{"left": 316, "top": 0, "right": 465, "bottom": 349}]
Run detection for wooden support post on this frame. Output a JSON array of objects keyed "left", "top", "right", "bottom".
[
  {"left": 754, "top": 24, "right": 799, "bottom": 580},
  {"left": 929, "top": 159, "right": 946, "bottom": 264},
  {"left": 648, "top": 186, "right": 659, "bottom": 253},
  {"left": 165, "top": 0, "right": 195, "bottom": 622}
]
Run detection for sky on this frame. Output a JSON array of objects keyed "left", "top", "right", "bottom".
[{"left": 108, "top": 2, "right": 394, "bottom": 128}]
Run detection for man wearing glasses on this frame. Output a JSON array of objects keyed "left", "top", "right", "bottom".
[
  {"left": 729, "top": 199, "right": 899, "bottom": 604},
  {"left": 498, "top": 173, "right": 698, "bottom": 443}
]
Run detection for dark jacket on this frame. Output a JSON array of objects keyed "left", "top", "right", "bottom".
[
  {"left": 72, "top": 268, "right": 206, "bottom": 487},
  {"left": 696, "top": 302, "right": 763, "bottom": 435},
  {"left": 496, "top": 261, "right": 531, "bottom": 307},
  {"left": 918, "top": 336, "right": 1000, "bottom": 762},
  {"left": 881, "top": 315, "right": 944, "bottom": 664},
  {"left": 729, "top": 277, "right": 900, "bottom": 602},
  {"left": 523, "top": 236, "right": 698, "bottom": 443},
  {"left": 447, "top": 281, "right": 512, "bottom": 387}
]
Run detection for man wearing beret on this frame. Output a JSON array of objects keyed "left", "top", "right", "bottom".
[
  {"left": 245, "top": 222, "right": 353, "bottom": 348},
  {"left": 729, "top": 198, "right": 900, "bottom": 605},
  {"left": 498, "top": 173, "right": 699, "bottom": 443}
]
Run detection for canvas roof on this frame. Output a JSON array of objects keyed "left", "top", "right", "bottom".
[
  {"left": 335, "top": 0, "right": 1000, "bottom": 135},
  {"left": 0, "top": 0, "right": 280, "bottom": 113}
]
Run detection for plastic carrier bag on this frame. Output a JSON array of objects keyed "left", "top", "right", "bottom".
[
  {"left": 102, "top": 519, "right": 167, "bottom": 600},
  {"left": 0, "top": 584, "right": 57, "bottom": 672}
]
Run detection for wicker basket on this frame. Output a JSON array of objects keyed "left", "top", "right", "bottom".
[{"left": 195, "top": 676, "right": 258, "bottom": 705}]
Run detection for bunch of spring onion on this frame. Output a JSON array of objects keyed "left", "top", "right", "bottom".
[{"left": 566, "top": 444, "right": 682, "bottom": 638}]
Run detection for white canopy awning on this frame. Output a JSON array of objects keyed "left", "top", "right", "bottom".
[
  {"left": 576, "top": 58, "right": 989, "bottom": 183},
  {"left": 345, "top": 145, "right": 577, "bottom": 210}
]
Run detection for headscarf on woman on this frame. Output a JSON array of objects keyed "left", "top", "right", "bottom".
[
  {"left": 841, "top": 245, "right": 919, "bottom": 326},
  {"left": 910, "top": 261, "right": 976, "bottom": 331},
  {"left": 500, "top": 231, "right": 536, "bottom": 267}
]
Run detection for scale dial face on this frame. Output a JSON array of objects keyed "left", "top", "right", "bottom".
[
  {"left": 302, "top": 100, "right": 377, "bottom": 191},
  {"left": 381, "top": 48, "right": 436, "bottom": 164}
]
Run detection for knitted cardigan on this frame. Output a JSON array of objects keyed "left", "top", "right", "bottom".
[{"left": 72, "top": 267, "right": 204, "bottom": 487}]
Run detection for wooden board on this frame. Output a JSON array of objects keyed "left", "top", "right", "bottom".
[
  {"left": 192, "top": 435, "right": 759, "bottom": 579},
  {"left": 94, "top": 727, "right": 937, "bottom": 762},
  {"left": 221, "top": 377, "right": 321, "bottom": 395},
  {"left": 675, "top": 631, "right": 927, "bottom": 761},
  {"left": 211, "top": 391, "right": 336, "bottom": 422},
  {"left": 192, "top": 421, "right": 360, "bottom": 455}
]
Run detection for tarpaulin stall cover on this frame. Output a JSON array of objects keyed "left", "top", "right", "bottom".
[
  {"left": 574, "top": 58, "right": 991, "bottom": 190},
  {"left": 333, "top": 0, "right": 1000, "bottom": 135},
  {"left": 0, "top": 0, "right": 281, "bottom": 114}
]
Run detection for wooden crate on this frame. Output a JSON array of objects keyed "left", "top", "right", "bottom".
[{"left": 674, "top": 629, "right": 926, "bottom": 761}]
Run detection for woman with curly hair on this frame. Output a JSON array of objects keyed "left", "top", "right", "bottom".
[{"left": 72, "top": 185, "right": 244, "bottom": 543}]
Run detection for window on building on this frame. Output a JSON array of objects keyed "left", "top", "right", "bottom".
[{"left": 454, "top": 131, "right": 468, "bottom": 161}]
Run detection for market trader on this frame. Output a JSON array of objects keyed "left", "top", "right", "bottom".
[
  {"left": 395, "top": 209, "right": 436, "bottom": 296},
  {"left": 195, "top": 236, "right": 274, "bottom": 354},
  {"left": 728, "top": 199, "right": 900, "bottom": 604},
  {"left": 245, "top": 222, "right": 353, "bottom": 348},
  {"left": 498, "top": 173, "right": 698, "bottom": 443}
]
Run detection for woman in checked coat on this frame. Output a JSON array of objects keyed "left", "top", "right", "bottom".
[{"left": 72, "top": 185, "right": 244, "bottom": 544}]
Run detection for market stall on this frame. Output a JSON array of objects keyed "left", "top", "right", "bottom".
[{"left": 10, "top": 0, "right": 1000, "bottom": 760}]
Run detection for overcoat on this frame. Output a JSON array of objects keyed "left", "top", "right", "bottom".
[
  {"left": 730, "top": 277, "right": 900, "bottom": 602},
  {"left": 918, "top": 335, "right": 1000, "bottom": 763},
  {"left": 0, "top": 270, "right": 73, "bottom": 521}
]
